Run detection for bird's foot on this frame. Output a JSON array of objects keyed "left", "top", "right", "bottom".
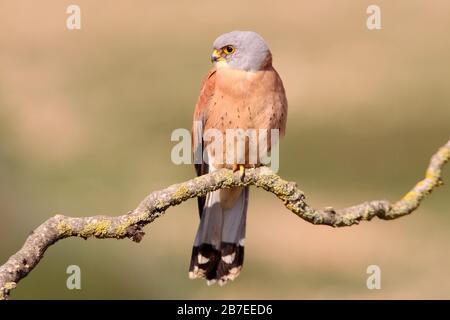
[
  {"left": 231, "top": 164, "right": 246, "bottom": 181},
  {"left": 239, "top": 165, "right": 245, "bottom": 181}
]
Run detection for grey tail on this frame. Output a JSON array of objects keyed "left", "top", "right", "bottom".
[{"left": 189, "top": 186, "right": 249, "bottom": 286}]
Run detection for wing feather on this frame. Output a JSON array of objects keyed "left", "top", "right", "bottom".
[{"left": 193, "top": 68, "right": 216, "bottom": 217}]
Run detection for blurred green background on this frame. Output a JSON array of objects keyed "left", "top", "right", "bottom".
[{"left": 0, "top": 0, "right": 449, "bottom": 299}]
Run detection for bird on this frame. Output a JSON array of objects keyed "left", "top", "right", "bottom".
[{"left": 189, "top": 31, "right": 288, "bottom": 285}]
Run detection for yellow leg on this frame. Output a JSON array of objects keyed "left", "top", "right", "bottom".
[{"left": 239, "top": 165, "right": 245, "bottom": 179}]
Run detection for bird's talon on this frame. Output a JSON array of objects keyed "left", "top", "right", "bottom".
[{"left": 239, "top": 165, "right": 245, "bottom": 180}]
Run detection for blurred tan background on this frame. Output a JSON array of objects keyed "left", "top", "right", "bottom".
[{"left": 0, "top": 0, "right": 449, "bottom": 299}]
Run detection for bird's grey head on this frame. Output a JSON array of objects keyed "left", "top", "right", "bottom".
[{"left": 211, "top": 31, "right": 271, "bottom": 71}]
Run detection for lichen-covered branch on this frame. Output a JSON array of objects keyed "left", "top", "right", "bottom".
[{"left": 0, "top": 140, "right": 449, "bottom": 300}]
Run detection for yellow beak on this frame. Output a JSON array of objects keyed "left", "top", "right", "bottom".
[{"left": 211, "top": 49, "right": 225, "bottom": 63}]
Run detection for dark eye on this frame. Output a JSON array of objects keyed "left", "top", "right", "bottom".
[{"left": 223, "top": 45, "right": 235, "bottom": 54}]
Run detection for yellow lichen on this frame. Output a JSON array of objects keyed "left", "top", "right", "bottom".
[
  {"left": 173, "top": 185, "right": 190, "bottom": 200},
  {"left": 114, "top": 217, "right": 139, "bottom": 238},
  {"left": 3, "top": 282, "right": 16, "bottom": 290},
  {"left": 402, "top": 191, "right": 418, "bottom": 202},
  {"left": 439, "top": 146, "right": 450, "bottom": 161},
  {"left": 79, "top": 220, "right": 112, "bottom": 238},
  {"left": 272, "top": 181, "right": 287, "bottom": 196},
  {"left": 114, "top": 222, "right": 130, "bottom": 238},
  {"left": 222, "top": 170, "right": 235, "bottom": 186},
  {"left": 425, "top": 169, "right": 437, "bottom": 180},
  {"left": 57, "top": 222, "right": 73, "bottom": 237},
  {"left": 416, "top": 180, "right": 427, "bottom": 188},
  {"left": 154, "top": 199, "right": 166, "bottom": 210}
]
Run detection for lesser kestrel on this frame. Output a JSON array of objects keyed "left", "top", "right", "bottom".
[{"left": 190, "top": 31, "right": 288, "bottom": 285}]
